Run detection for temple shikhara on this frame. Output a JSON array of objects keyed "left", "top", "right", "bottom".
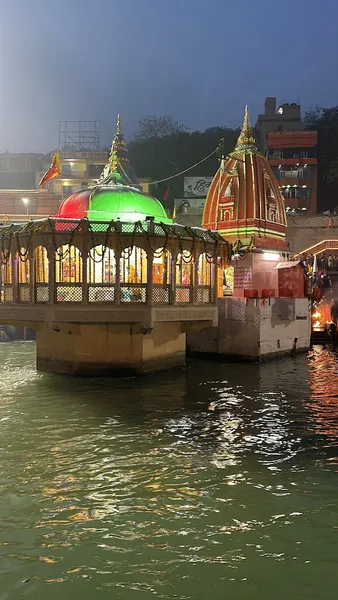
[{"left": 202, "top": 106, "right": 288, "bottom": 250}]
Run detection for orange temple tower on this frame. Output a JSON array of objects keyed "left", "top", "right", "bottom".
[{"left": 202, "top": 106, "right": 288, "bottom": 251}]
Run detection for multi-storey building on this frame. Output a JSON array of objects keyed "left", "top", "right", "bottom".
[
  {"left": 256, "top": 97, "right": 318, "bottom": 215},
  {"left": 268, "top": 130, "right": 318, "bottom": 215}
]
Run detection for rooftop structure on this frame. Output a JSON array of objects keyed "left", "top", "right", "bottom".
[{"left": 202, "top": 106, "right": 287, "bottom": 249}]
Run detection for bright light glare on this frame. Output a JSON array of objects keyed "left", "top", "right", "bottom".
[
  {"left": 22, "top": 197, "right": 29, "bottom": 205},
  {"left": 263, "top": 252, "right": 280, "bottom": 261}
]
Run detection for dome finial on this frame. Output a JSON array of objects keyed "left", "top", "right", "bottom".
[
  {"left": 235, "top": 105, "right": 257, "bottom": 151},
  {"left": 117, "top": 114, "right": 122, "bottom": 136}
]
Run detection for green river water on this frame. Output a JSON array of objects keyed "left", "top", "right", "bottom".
[{"left": 1, "top": 342, "right": 338, "bottom": 599}]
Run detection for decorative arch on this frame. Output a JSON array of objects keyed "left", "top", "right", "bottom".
[
  {"left": 197, "top": 252, "right": 212, "bottom": 286},
  {"left": 55, "top": 245, "right": 82, "bottom": 283},
  {"left": 0, "top": 252, "right": 12, "bottom": 303},
  {"left": 175, "top": 250, "right": 193, "bottom": 303},
  {"left": 152, "top": 248, "right": 171, "bottom": 284},
  {"left": 120, "top": 246, "right": 147, "bottom": 284},
  {"left": 34, "top": 246, "right": 49, "bottom": 303},
  {"left": 87, "top": 245, "right": 116, "bottom": 284},
  {"left": 34, "top": 246, "right": 49, "bottom": 283},
  {"left": 1, "top": 253, "right": 12, "bottom": 284},
  {"left": 17, "top": 249, "right": 30, "bottom": 284},
  {"left": 55, "top": 245, "right": 83, "bottom": 302},
  {"left": 120, "top": 246, "right": 147, "bottom": 303}
]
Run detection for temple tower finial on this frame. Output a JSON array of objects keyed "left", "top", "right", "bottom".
[
  {"left": 117, "top": 114, "right": 121, "bottom": 136},
  {"left": 235, "top": 106, "right": 257, "bottom": 151}
]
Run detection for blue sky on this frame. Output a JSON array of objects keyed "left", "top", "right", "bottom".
[{"left": 1, "top": 0, "right": 338, "bottom": 152}]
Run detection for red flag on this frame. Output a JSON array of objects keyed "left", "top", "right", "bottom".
[
  {"left": 39, "top": 151, "right": 61, "bottom": 189},
  {"left": 163, "top": 186, "right": 170, "bottom": 203}
]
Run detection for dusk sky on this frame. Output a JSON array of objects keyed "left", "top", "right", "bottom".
[{"left": 1, "top": 0, "right": 338, "bottom": 153}]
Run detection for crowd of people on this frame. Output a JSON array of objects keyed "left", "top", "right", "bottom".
[{"left": 301, "top": 253, "right": 338, "bottom": 272}]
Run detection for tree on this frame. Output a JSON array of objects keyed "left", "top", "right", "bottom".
[
  {"left": 128, "top": 122, "right": 239, "bottom": 207},
  {"left": 132, "top": 115, "right": 188, "bottom": 142},
  {"left": 305, "top": 106, "right": 338, "bottom": 211}
]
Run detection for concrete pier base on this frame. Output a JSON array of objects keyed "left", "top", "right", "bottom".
[
  {"left": 36, "top": 322, "right": 186, "bottom": 376},
  {"left": 187, "top": 297, "right": 311, "bottom": 362}
]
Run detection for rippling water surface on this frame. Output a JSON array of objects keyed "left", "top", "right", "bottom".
[{"left": 1, "top": 343, "right": 338, "bottom": 599}]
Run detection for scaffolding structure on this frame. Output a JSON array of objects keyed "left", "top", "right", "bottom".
[{"left": 59, "top": 121, "right": 101, "bottom": 152}]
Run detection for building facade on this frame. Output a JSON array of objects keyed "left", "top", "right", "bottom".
[
  {"left": 255, "top": 97, "right": 318, "bottom": 215},
  {"left": 255, "top": 97, "right": 304, "bottom": 154},
  {"left": 268, "top": 130, "right": 318, "bottom": 215}
]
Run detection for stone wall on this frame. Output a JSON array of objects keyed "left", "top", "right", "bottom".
[{"left": 187, "top": 297, "right": 311, "bottom": 361}]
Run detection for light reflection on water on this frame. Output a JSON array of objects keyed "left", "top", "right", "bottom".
[{"left": 0, "top": 342, "right": 338, "bottom": 599}]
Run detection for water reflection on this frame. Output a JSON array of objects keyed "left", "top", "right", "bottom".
[{"left": 1, "top": 343, "right": 338, "bottom": 599}]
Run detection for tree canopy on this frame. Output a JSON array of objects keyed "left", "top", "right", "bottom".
[{"left": 129, "top": 116, "right": 239, "bottom": 206}]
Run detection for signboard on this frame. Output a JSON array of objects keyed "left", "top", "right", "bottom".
[
  {"left": 175, "top": 197, "right": 206, "bottom": 216},
  {"left": 184, "top": 177, "right": 212, "bottom": 198},
  {"left": 234, "top": 267, "right": 252, "bottom": 290},
  {"left": 60, "top": 151, "right": 108, "bottom": 160},
  {"left": 0, "top": 154, "right": 42, "bottom": 172}
]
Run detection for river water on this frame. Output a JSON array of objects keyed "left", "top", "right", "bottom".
[{"left": 1, "top": 343, "right": 338, "bottom": 599}]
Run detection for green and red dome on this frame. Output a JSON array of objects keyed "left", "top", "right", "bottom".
[{"left": 56, "top": 185, "right": 172, "bottom": 224}]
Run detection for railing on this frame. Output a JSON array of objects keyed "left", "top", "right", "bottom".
[
  {"left": 3, "top": 284, "right": 13, "bottom": 303},
  {"left": 18, "top": 284, "right": 31, "bottom": 303},
  {"left": 175, "top": 285, "right": 193, "bottom": 303},
  {"left": 197, "top": 285, "right": 211, "bottom": 303},
  {"left": 56, "top": 283, "right": 83, "bottom": 303},
  {"left": 152, "top": 284, "right": 170, "bottom": 304},
  {"left": 35, "top": 283, "right": 49, "bottom": 303},
  {"left": 88, "top": 284, "right": 115, "bottom": 303},
  {"left": 0, "top": 282, "right": 216, "bottom": 305},
  {"left": 120, "top": 283, "right": 147, "bottom": 304}
]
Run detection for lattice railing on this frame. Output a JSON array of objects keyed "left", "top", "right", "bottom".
[
  {"left": 152, "top": 284, "right": 170, "bottom": 304},
  {"left": 88, "top": 285, "right": 115, "bottom": 303},
  {"left": 175, "top": 285, "right": 192, "bottom": 303},
  {"left": 56, "top": 284, "right": 83, "bottom": 303},
  {"left": 120, "top": 283, "right": 147, "bottom": 303},
  {"left": 18, "top": 284, "right": 31, "bottom": 303},
  {"left": 35, "top": 284, "right": 49, "bottom": 303},
  {"left": 2, "top": 285, "right": 13, "bottom": 303},
  {"left": 196, "top": 286, "right": 211, "bottom": 303}
]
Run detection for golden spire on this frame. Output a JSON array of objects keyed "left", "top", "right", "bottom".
[
  {"left": 235, "top": 105, "right": 256, "bottom": 151},
  {"left": 109, "top": 147, "right": 118, "bottom": 173},
  {"left": 116, "top": 114, "right": 121, "bottom": 136}
]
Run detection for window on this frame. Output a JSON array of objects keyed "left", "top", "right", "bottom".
[
  {"left": 280, "top": 169, "right": 304, "bottom": 179},
  {"left": 281, "top": 187, "right": 300, "bottom": 199},
  {"left": 300, "top": 151, "right": 308, "bottom": 158},
  {"left": 277, "top": 125, "right": 283, "bottom": 132},
  {"left": 270, "top": 151, "right": 283, "bottom": 159}
]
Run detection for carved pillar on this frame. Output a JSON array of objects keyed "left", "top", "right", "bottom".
[
  {"left": 82, "top": 241, "right": 89, "bottom": 306},
  {"left": 115, "top": 249, "right": 121, "bottom": 305},
  {"left": 193, "top": 250, "right": 199, "bottom": 304},
  {"left": 47, "top": 239, "right": 56, "bottom": 305},
  {"left": 170, "top": 250, "right": 177, "bottom": 305},
  {"left": 146, "top": 249, "right": 154, "bottom": 306},
  {"left": 12, "top": 239, "right": 19, "bottom": 303},
  {"left": 29, "top": 254, "right": 34, "bottom": 303}
]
